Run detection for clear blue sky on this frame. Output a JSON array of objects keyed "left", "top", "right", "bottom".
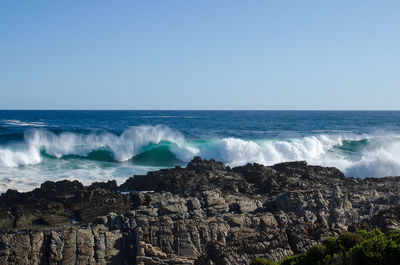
[{"left": 0, "top": 1, "right": 399, "bottom": 110}]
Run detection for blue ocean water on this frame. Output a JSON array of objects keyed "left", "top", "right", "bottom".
[{"left": 1, "top": 110, "right": 400, "bottom": 192}]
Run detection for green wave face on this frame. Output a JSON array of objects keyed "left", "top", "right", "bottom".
[
  {"left": 330, "top": 139, "right": 371, "bottom": 160},
  {"left": 86, "top": 150, "right": 115, "bottom": 162},
  {"left": 41, "top": 141, "right": 185, "bottom": 167},
  {"left": 4, "top": 126, "right": 400, "bottom": 180},
  {"left": 132, "top": 143, "right": 183, "bottom": 167}
]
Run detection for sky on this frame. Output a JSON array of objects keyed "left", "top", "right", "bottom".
[{"left": 0, "top": 1, "right": 399, "bottom": 110}]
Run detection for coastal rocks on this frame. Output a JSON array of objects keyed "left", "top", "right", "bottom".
[
  {"left": 368, "top": 206, "right": 400, "bottom": 232},
  {"left": 120, "top": 157, "right": 252, "bottom": 196},
  {"left": 1, "top": 157, "right": 400, "bottom": 264},
  {"left": 0, "top": 221, "right": 134, "bottom": 265},
  {"left": 0, "top": 180, "right": 131, "bottom": 228}
]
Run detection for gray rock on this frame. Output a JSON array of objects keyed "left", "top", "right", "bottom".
[{"left": 1, "top": 158, "right": 400, "bottom": 264}]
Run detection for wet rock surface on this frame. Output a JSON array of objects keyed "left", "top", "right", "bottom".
[{"left": 1, "top": 157, "right": 400, "bottom": 264}]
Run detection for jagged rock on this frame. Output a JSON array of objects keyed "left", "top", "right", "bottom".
[
  {"left": 120, "top": 157, "right": 252, "bottom": 196},
  {"left": 0, "top": 180, "right": 132, "bottom": 228},
  {"left": 0, "top": 157, "right": 400, "bottom": 264}
]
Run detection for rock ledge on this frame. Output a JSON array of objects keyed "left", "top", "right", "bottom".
[{"left": 1, "top": 157, "right": 400, "bottom": 265}]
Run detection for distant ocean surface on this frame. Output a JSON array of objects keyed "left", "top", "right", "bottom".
[{"left": 1, "top": 110, "right": 400, "bottom": 192}]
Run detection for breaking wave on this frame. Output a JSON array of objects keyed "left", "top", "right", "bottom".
[
  {"left": 0, "top": 125, "right": 184, "bottom": 167},
  {"left": 1, "top": 125, "right": 400, "bottom": 178}
]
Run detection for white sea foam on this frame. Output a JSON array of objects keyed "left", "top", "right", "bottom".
[
  {"left": 1, "top": 125, "right": 400, "bottom": 191},
  {"left": 1, "top": 119, "right": 47, "bottom": 127},
  {"left": 173, "top": 133, "right": 400, "bottom": 178},
  {"left": 173, "top": 134, "right": 350, "bottom": 165},
  {"left": 0, "top": 125, "right": 184, "bottom": 167},
  {"left": 343, "top": 136, "right": 400, "bottom": 178},
  {"left": 0, "top": 145, "right": 42, "bottom": 167},
  {"left": 0, "top": 161, "right": 163, "bottom": 193}
]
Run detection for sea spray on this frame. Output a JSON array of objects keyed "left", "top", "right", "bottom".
[
  {"left": 1, "top": 110, "right": 400, "bottom": 192},
  {"left": 0, "top": 125, "right": 184, "bottom": 167},
  {"left": 1, "top": 125, "right": 400, "bottom": 179}
]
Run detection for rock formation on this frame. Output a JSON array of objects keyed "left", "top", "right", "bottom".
[{"left": 0, "top": 157, "right": 400, "bottom": 264}]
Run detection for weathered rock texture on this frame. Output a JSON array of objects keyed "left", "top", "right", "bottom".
[{"left": 1, "top": 157, "right": 400, "bottom": 264}]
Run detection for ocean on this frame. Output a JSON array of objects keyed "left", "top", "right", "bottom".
[{"left": 1, "top": 110, "right": 400, "bottom": 192}]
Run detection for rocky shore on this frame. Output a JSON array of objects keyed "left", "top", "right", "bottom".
[{"left": 0, "top": 157, "right": 400, "bottom": 264}]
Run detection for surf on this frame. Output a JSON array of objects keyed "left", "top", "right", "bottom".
[{"left": 1, "top": 125, "right": 400, "bottom": 179}]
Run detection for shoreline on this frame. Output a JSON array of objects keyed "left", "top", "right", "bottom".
[{"left": 1, "top": 157, "right": 400, "bottom": 264}]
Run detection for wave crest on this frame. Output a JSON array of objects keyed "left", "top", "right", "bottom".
[
  {"left": 1, "top": 125, "right": 400, "bottom": 178},
  {"left": 0, "top": 125, "right": 184, "bottom": 166},
  {"left": 173, "top": 134, "right": 400, "bottom": 178},
  {"left": 174, "top": 135, "right": 354, "bottom": 165}
]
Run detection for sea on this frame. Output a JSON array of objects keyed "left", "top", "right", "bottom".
[{"left": 1, "top": 110, "right": 400, "bottom": 193}]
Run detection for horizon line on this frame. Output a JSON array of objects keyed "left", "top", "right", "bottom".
[{"left": 0, "top": 109, "right": 400, "bottom": 111}]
